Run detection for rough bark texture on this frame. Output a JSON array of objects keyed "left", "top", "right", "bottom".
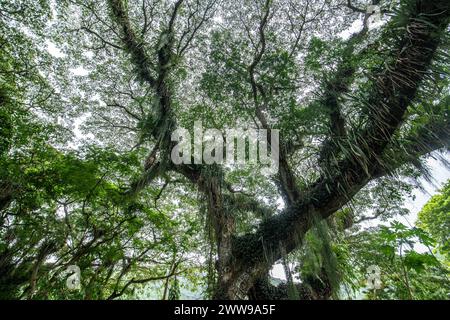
[{"left": 219, "top": 0, "right": 450, "bottom": 298}]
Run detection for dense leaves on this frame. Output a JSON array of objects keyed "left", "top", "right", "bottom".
[{"left": 0, "top": 0, "right": 449, "bottom": 299}]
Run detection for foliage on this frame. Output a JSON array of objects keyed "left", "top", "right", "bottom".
[
  {"left": 0, "top": 0, "right": 449, "bottom": 300},
  {"left": 418, "top": 181, "right": 450, "bottom": 261},
  {"left": 344, "top": 222, "right": 449, "bottom": 300}
]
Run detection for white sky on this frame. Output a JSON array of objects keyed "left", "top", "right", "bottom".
[{"left": 404, "top": 156, "right": 450, "bottom": 223}]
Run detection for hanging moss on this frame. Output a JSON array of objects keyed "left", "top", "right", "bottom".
[
  {"left": 168, "top": 276, "right": 180, "bottom": 300},
  {"left": 297, "top": 215, "right": 341, "bottom": 299}
]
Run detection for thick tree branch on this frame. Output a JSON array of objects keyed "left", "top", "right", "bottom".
[{"left": 108, "top": 0, "right": 157, "bottom": 86}]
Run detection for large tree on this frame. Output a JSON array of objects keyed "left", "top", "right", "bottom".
[{"left": 0, "top": 0, "right": 449, "bottom": 299}]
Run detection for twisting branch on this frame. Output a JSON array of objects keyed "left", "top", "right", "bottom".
[
  {"left": 246, "top": 0, "right": 301, "bottom": 206},
  {"left": 176, "top": 0, "right": 217, "bottom": 56},
  {"left": 108, "top": 0, "right": 183, "bottom": 190},
  {"left": 107, "top": 258, "right": 184, "bottom": 300},
  {"left": 345, "top": 0, "right": 366, "bottom": 14},
  {"left": 169, "top": 0, "right": 184, "bottom": 31},
  {"left": 108, "top": 0, "right": 157, "bottom": 86}
]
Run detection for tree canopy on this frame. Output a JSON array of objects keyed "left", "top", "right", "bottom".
[{"left": 0, "top": 0, "right": 449, "bottom": 300}]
